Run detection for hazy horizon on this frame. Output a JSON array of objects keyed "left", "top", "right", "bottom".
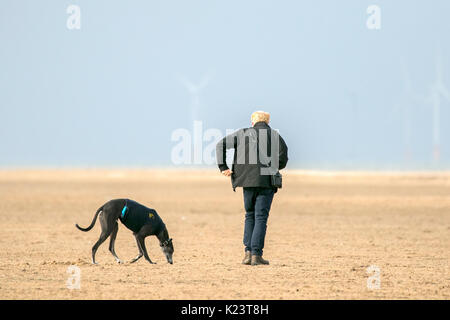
[{"left": 1, "top": 1, "right": 450, "bottom": 170}]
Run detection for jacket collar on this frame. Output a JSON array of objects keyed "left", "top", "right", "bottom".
[{"left": 253, "top": 121, "right": 270, "bottom": 129}]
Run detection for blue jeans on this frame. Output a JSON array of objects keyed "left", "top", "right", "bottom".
[{"left": 243, "top": 187, "right": 275, "bottom": 256}]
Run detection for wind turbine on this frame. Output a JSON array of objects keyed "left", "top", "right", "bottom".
[
  {"left": 426, "top": 50, "right": 450, "bottom": 165},
  {"left": 178, "top": 72, "right": 212, "bottom": 125},
  {"left": 346, "top": 91, "right": 359, "bottom": 165},
  {"left": 396, "top": 57, "right": 416, "bottom": 161},
  {"left": 389, "top": 57, "right": 421, "bottom": 163}
]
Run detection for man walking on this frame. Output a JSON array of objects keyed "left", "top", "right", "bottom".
[{"left": 216, "top": 111, "right": 288, "bottom": 265}]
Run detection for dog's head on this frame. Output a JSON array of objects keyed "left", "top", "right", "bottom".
[{"left": 160, "top": 238, "right": 174, "bottom": 264}]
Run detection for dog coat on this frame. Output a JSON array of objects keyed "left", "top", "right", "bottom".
[{"left": 119, "top": 199, "right": 165, "bottom": 234}]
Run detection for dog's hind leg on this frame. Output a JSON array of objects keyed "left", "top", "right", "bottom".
[
  {"left": 129, "top": 235, "right": 143, "bottom": 263},
  {"left": 109, "top": 222, "right": 123, "bottom": 264},
  {"left": 92, "top": 232, "right": 110, "bottom": 264},
  {"left": 91, "top": 212, "right": 113, "bottom": 264}
]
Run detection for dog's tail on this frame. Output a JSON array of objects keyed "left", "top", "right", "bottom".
[{"left": 75, "top": 205, "right": 103, "bottom": 232}]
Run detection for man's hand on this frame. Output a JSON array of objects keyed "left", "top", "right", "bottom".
[{"left": 221, "top": 169, "right": 233, "bottom": 177}]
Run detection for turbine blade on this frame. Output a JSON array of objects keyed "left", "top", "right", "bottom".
[
  {"left": 400, "top": 56, "right": 412, "bottom": 93},
  {"left": 438, "top": 84, "right": 450, "bottom": 102},
  {"left": 436, "top": 48, "right": 444, "bottom": 83},
  {"left": 197, "top": 72, "right": 213, "bottom": 90},
  {"left": 177, "top": 75, "right": 196, "bottom": 92}
]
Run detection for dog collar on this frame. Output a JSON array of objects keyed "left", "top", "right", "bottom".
[
  {"left": 121, "top": 200, "right": 129, "bottom": 219},
  {"left": 160, "top": 240, "right": 170, "bottom": 247}
]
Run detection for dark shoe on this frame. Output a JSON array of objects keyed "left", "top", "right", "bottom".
[
  {"left": 242, "top": 251, "right": 252, "bottom": 265},
  {"left": 251, "top": 255, "right": 269, "bottom": 265}
]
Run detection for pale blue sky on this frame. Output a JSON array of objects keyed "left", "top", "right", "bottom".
[{"left": 1, "top": 0, "right": 449, "bottom": 169}]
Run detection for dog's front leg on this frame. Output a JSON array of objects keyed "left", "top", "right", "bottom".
[{"left": 136, "top": 234, "right": 156, "bottom": 264}]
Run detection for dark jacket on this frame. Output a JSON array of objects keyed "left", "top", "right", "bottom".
[
  {"left": 216, "top": 122, "right": 288, "bottom": 190},
  {"left": 119, "top": 199, "right": 165, "bottom": 234}
]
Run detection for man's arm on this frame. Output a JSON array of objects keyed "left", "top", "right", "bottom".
[
  {"left": 278, "top": 135, "right": 288, "bottom": 170},
  {"left": 216, "top": 130, "right": 240, "bottom": 174}
]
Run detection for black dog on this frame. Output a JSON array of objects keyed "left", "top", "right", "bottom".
[{"left": 76, "top": 199, "right": 174, "bottom": 264}]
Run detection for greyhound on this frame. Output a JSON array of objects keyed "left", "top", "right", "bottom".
[{"left": 76, "top": 199, "right": 174, "bottom": 265}]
